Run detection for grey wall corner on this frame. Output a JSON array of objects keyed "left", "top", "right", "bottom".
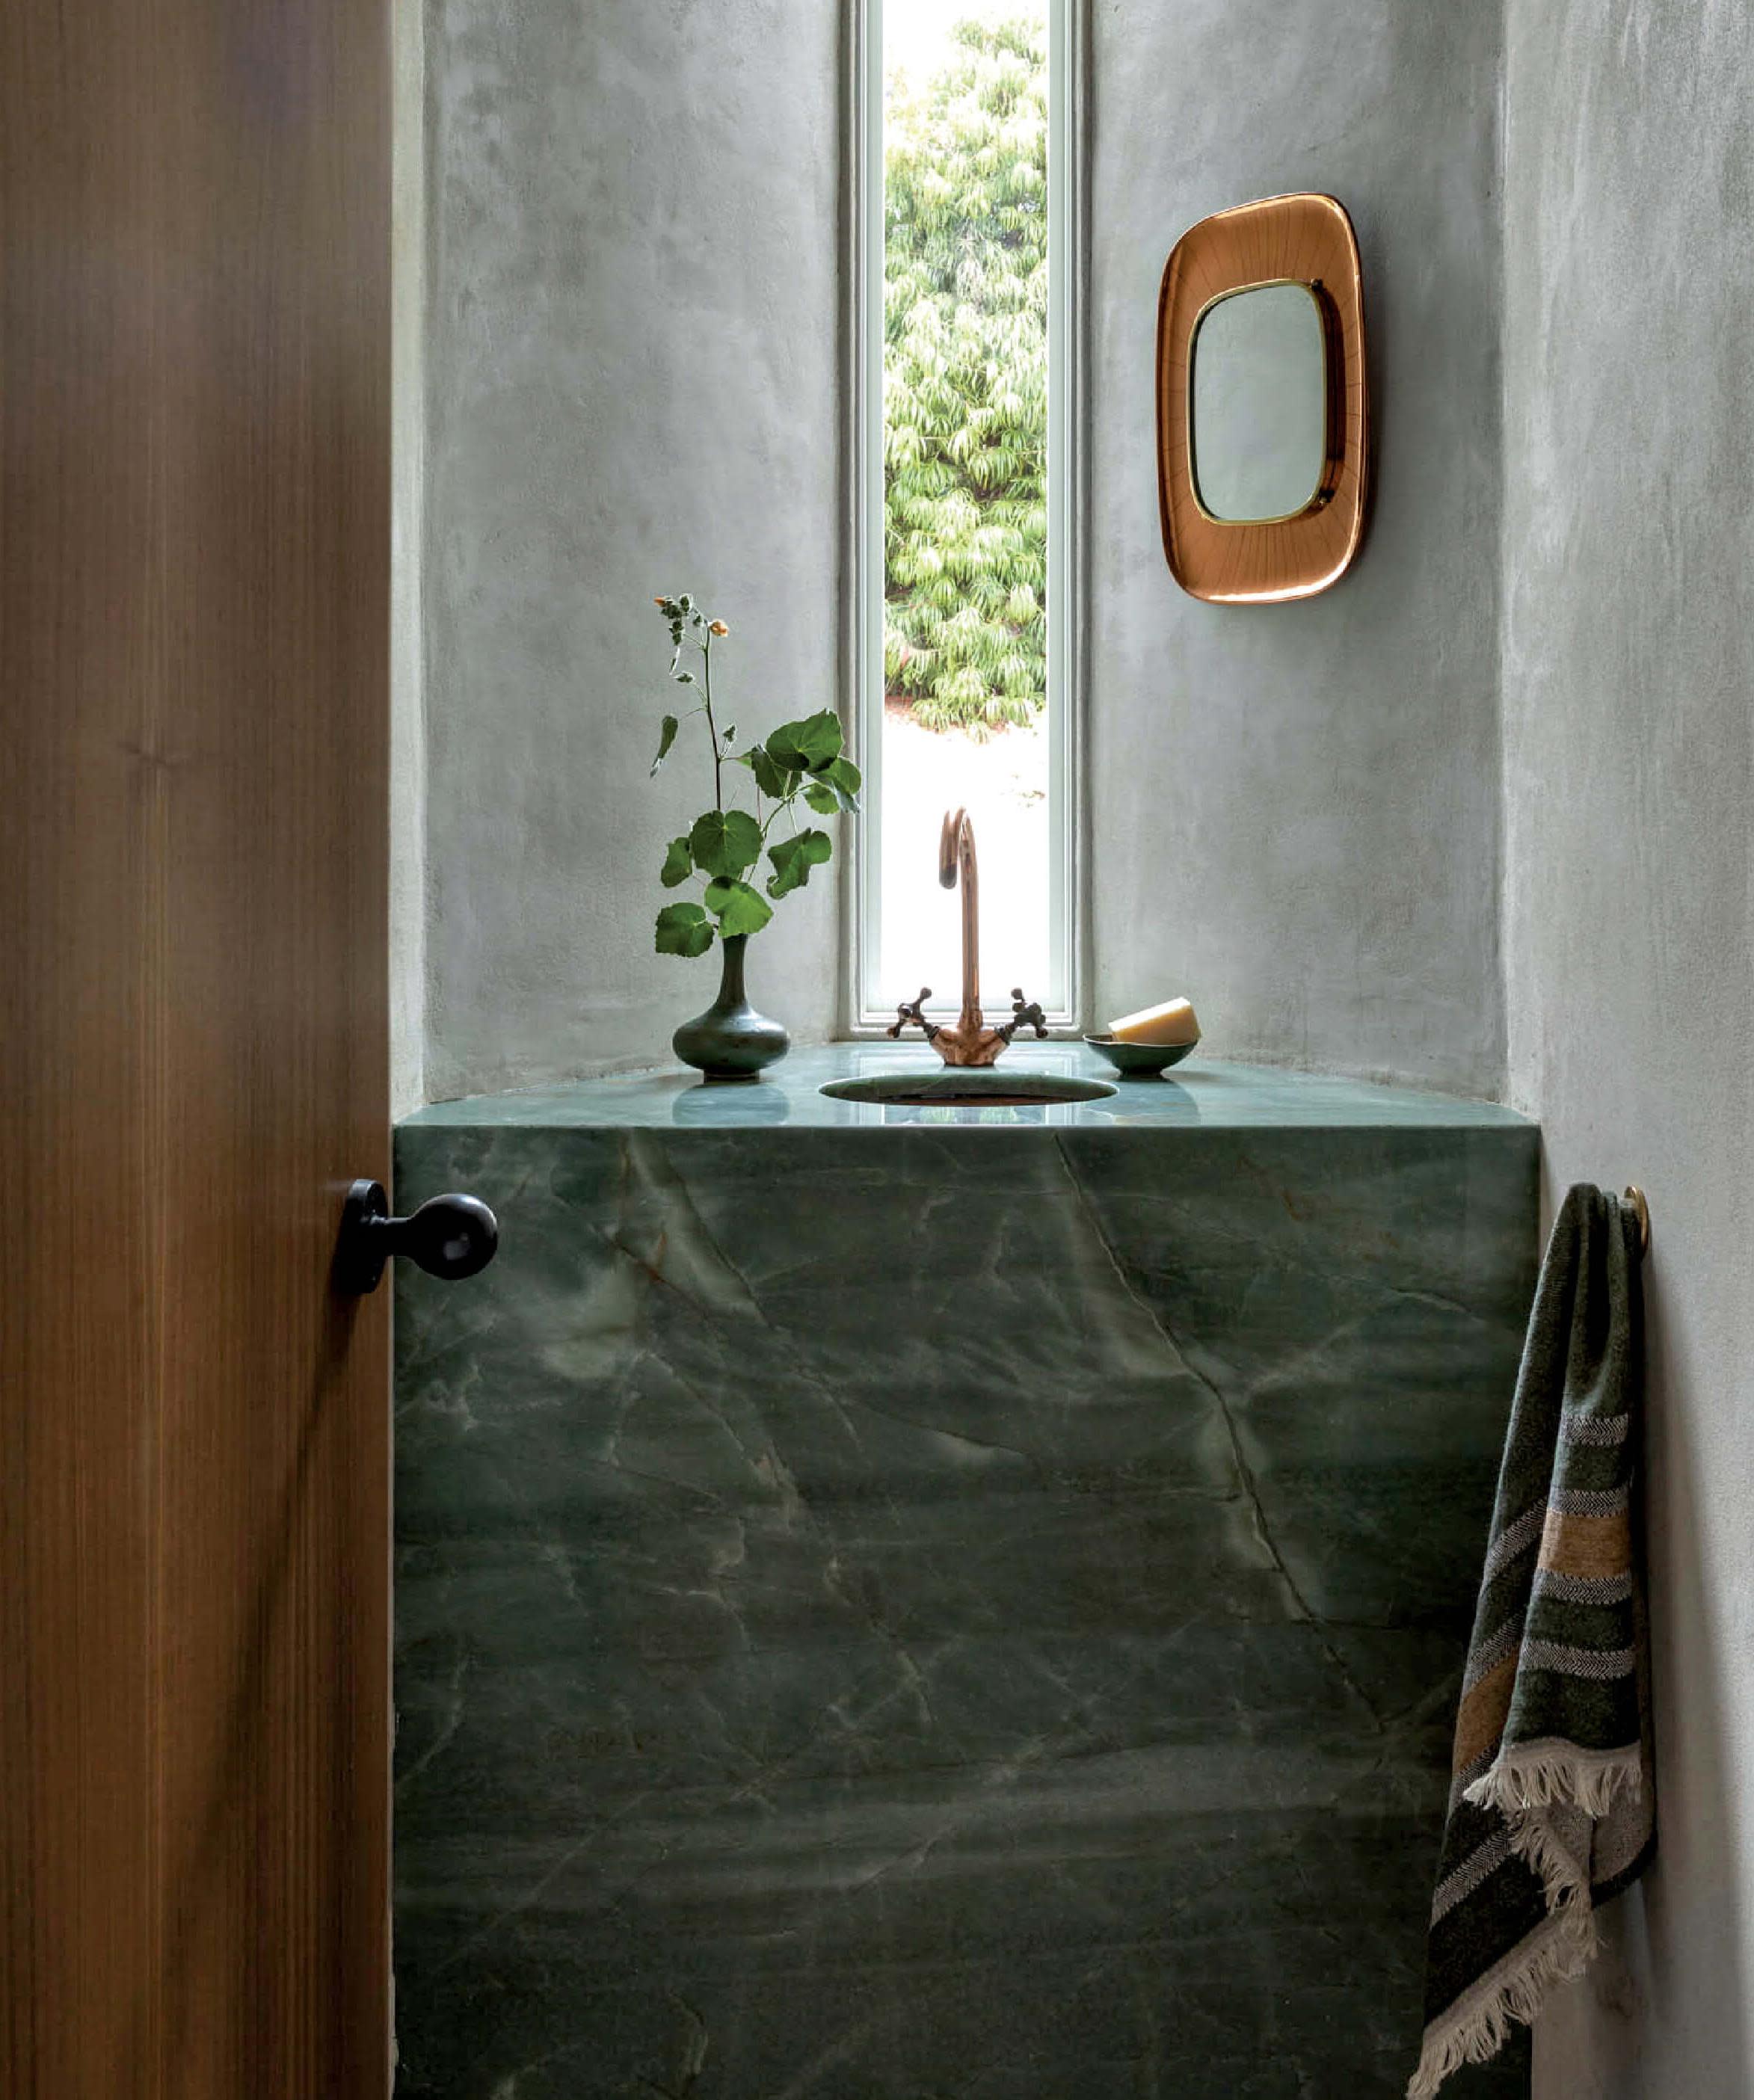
[{"left": 1502, "top": 3, "right": 1754, "bottom": 2092}]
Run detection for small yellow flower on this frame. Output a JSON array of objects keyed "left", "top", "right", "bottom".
[
  {"left": 653, "top": 596, "right": 667, "bottom": 606},
  {"left": 709, "top": 620, "right": 729, "bottom": 636}
]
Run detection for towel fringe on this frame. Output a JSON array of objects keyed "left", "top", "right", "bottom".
[
  {"left": 1406, "top": 1908, "right": 1595, "bottom": 2100},
  {"left": 1414, "top": 1752, "right": 1628, "bottom": 2098},
  {"left": 1464, "top": 1741, "right": 1643, "bottom": 1821}
]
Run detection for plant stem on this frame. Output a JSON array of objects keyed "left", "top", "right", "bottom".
[{"left": 701, "top": 630, "right": 724, "bottom": 812}]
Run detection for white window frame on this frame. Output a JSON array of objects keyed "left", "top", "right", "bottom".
[{"left": 843, "top": 0, "right": 1085, "bottom": 1034}]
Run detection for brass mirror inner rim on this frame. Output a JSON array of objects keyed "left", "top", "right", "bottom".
[
  {"left": 1187, "top": 277, "right": 1341, "bottom": 529},
  {"left": 1157, "top": 192, "right": 1369, "bottom": 606}
]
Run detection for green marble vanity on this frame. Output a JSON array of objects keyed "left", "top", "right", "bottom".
[{"left": 393, "top": 1047, "right": 1536, "bottom": 2097}]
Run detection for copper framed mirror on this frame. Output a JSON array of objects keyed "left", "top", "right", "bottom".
[{"left": 1157, "top": 193, "right": 1369, "bottom": 604}]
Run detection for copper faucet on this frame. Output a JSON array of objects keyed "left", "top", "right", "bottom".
[{"left": 885, "top": 807, "right": 1048, "bottom": 1066}]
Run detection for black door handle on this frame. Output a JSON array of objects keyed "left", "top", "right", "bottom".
[{"left": 334, "top": 1179, "right": 499, "bottom": 1295}]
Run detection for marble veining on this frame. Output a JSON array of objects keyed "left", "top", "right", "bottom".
[{"left": 393, "top": 1056, "right": 1536, "bottom": 2096}]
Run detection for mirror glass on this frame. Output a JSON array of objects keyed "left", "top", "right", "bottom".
[{"left": 1190, "top": 283, "right": 1327, "bottom": 523}]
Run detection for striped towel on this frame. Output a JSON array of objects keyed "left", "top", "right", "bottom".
[{"left": 1409, "top": 1184, "right": 1655, "bottom": 2097}]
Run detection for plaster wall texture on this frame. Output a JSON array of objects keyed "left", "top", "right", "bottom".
[
  {"left": 416, "top": 0, "right": 1510, "bottom": 1103},
  {"left": 420, "top": 0, "right": 842, "bottom": 1101},
  {"left": 1498, "top": 7, "right": 1754, "bottom": 2095},
  {"left": 1087, "top": 0, "right": 1506, "bottom": 1097}
]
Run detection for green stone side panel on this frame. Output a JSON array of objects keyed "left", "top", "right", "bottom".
[{"left": 393, "top": 1058, "right": 1537, "bottom": 2098}]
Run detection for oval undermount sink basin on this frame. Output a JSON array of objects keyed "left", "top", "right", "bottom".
[{"left": 820, "top": 1071, "right": 1117, "bottom": 1108}]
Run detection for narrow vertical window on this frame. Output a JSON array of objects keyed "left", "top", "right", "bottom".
[{"left": 855, "top": 0, "right": 1077, "bottom": 1027}]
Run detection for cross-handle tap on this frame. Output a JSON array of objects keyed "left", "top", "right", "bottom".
[
  {"left": 1000, "top": 989, "right": 1049, "bottom": 1042},
  {"left": 886, "top": 988, "right": 939, "bottom": 1043}
]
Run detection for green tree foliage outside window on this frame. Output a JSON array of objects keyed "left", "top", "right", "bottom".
[{"left": 884, "top": 16, "right": 1047, "bottom": 735}]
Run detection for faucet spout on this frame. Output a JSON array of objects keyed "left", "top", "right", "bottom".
[{"left": 940, "top": 807, "right": 982, "bottom": 1035}]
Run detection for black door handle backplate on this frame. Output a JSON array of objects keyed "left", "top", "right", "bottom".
[{"left": 334, "top": 1179, "right": 499, "bottom": 1296}]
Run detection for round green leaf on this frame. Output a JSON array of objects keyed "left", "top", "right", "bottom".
[
  {"left": 704, "top": 877, "right": 774, "bottom": 937},
  {"left": 803, "top": 755, "right": 861, "bottom": 816},
  {"left": 738, "top": 745, "right": 798, "bottom": 801},
  {"left": 688, "top": 807, "right": 763, "bottom": 878},
  {"left": 659, "top": 836, "right": 693, "bottom": 888},
  {"left": 766, "top": 828, "right": 834, "bottom": 899},
  {"left": 655, "top": 902, "right": 715, "bottom": 958},
  {"left": 765, "top": 711, "right": 843, "bottom": 775}
]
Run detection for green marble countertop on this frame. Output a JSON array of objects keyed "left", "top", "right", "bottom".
[{"left": 402, "top": 1043, "right": 1532, "bottom": 1132}]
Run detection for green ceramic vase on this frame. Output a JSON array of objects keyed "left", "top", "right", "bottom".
[{"left": 672, "top": 934, "right": 789, "bottom": 1081}]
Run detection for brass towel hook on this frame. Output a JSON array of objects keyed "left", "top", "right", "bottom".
[{"left": 1622, "top": 1186, "right": 1650, "bottom": 1258}]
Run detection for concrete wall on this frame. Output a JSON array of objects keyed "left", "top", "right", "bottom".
[
  {"left": 420, "top": 0, "right": 843, "bottom": 1100},
  {"left": 1499, "top": 6, "right": 1754, "bottom": 2094},
  {"left": 412, "top": 0, "right": 1510, "bottom": 1102},
  {"left": 1088, "top": 0, "right": 1506, "bottom": 1096}
]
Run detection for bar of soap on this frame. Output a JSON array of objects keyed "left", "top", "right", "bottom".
[{"left": 1108, "top": 997, "right": 1200, "bottom": 1047}]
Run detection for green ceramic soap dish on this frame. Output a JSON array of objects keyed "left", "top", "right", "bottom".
[{"left": 1084, "top": 1032, "right": 1198, "bottom": 1078}]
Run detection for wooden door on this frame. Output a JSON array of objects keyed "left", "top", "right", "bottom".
[{"left": 1, "top": 1, "right": 392, "bottom": 2094}]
